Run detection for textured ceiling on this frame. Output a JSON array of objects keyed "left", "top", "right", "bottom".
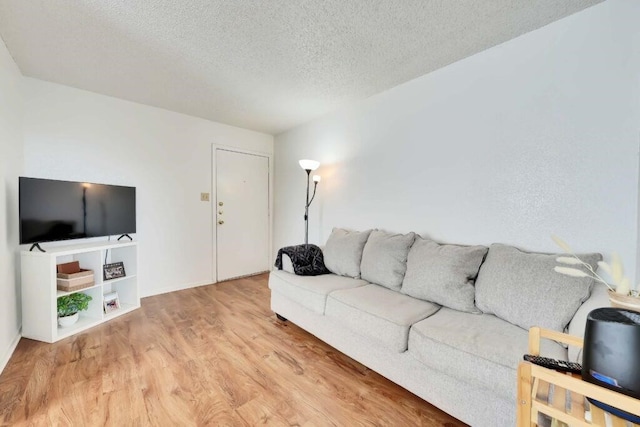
[{"left": 0, "top": 1, "right": 602, "bottom": 135}]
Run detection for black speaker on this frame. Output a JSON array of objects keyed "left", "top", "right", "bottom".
[
  {"left": 582, "top": 307, "right": 640, "bottom": 422},
  {"left": 583, "top": 307, "right": 640, "bottom": 398}
]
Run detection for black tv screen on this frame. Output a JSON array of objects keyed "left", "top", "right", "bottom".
[{"left": 19, "top": 177, "right": 136, "bottom": 244}]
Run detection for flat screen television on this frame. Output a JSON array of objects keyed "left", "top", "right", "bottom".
[{"left": 19, "top": 177, "right": 136, "bottom": 245}]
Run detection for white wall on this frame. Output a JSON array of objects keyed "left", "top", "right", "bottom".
[
  {"left": 23, "top": 79, "right": 273, "bottom": 297},
  {"left": 0, "top": 40, "right": 23, "bottom": 372},
  {"left": 274, "top": 0, "right": 640, "bottom": 281}
]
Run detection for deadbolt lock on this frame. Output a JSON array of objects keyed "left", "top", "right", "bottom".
[
  {"left": 218, "top": 220, "right": 224, "bottom": 225},
  {"left": 218, "top": 202, "right": 224, "bottom": 206}
]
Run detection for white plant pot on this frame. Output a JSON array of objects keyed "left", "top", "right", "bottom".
[{"left": 58, "top": 312, "right": 79, "bottom": 327}]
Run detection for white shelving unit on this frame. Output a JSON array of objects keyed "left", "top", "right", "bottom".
[{"left": 21, "top": 240, "right": 139, "bottom": 343}]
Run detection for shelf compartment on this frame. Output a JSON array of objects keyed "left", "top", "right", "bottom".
[
  {"left": 55, "top": 251, "right": 103, "bottom": 286},
  {"left": 56, "top": 314, "right": 102, "bottom": 340},
  {"left": 104, "top": 245, "right": 137, "bottom": 276},
  {"left": 103, "top": 276, "right": 138, "bottom": 308}
]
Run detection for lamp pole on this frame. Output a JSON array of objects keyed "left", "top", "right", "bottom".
[
  {"left": 304, "top": 169, "right": 311, "bottom": 245},
  {"left": 299, "top": 159, "right": 320, "bottom": 245}
]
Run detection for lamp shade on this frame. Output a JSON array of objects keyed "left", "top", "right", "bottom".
[
  {"left": 312, "top": 175, "right": 321, "bottom": 183},
  {"left": 299, "top": 159, "right": 320, "bottom": 171}
]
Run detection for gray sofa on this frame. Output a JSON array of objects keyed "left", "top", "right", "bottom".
[{"left": 269, "top": 229, "right": 610, "bottom": 426}]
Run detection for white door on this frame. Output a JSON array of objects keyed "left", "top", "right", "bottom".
[{"left": 215, "top": 149, "right": 269, "bottom": 281}]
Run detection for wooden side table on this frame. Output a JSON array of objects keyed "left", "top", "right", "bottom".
[{"left": 517, "top": 327, "right": 640, "bottom": 427}]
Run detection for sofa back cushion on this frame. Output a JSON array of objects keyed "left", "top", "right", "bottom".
[
  {"left": 323, "top": 228, "right": 373, "bottom": 278},
  {"left": 401, "top": 237, "right": 488, "bottom": 313},
  {"left": 360, "top": 230, "right": 416, "bottom": 290},
  {"left": 475, "top": 243, "right": 602, "bottom": 332}
]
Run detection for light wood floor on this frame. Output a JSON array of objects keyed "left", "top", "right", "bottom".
[{"left": 0, "top": 273, "right": 466, "bottom": 426}]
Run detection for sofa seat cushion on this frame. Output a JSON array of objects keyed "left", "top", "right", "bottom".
[
  {"left": 268, "top": 270, "right": 367, "bottom": 314},
  {"left": 326, "top": 284, "right": 440, "bottom": 352},
  {"left": 408, "top": 307, "right": 567, "bottom": 400}
]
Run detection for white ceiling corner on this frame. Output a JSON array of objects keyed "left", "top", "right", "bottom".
[{"left": 0, "top": 0, "right": 603, "bottom": 135}]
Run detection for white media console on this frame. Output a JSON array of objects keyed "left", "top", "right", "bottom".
[{"left": 21, "top": 240, "right": 139, "bottom": 343}]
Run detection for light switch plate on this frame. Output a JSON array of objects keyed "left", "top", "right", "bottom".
[{"left": 200, "top": 192, "right": 210, "bottom": 202}]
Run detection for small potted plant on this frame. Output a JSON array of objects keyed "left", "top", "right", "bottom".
[{"left": 57, "top": 292, "right": 92, "bottom": 327}]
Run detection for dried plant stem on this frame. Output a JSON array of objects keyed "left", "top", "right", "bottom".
[{"left": 569, "top": 253, "right": 615, "bottom": 292}]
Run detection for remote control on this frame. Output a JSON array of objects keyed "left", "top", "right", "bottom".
[{"left": 523, "top": 354, "right": 582, "bottom": 374}]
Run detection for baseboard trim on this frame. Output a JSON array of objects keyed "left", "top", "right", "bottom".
[
  {"left": 141, "top": 280, "right": 215, "bottom": 298},
  {"left": 0, "top": 330, "right": 21, "bottom": 375}
]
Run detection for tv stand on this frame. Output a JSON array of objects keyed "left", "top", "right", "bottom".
[
  {"left": 21, "top": 240, "right": 139, "bottom": 343},
  {"left": 29, "top": 243, "right": 46, "bottom": 252},
  {"left": 117, "top": 234, "right": 132, "bottom": 241}
]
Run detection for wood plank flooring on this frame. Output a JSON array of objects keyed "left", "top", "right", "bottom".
[{"left": 0, "top": 273, "right": 467, "bottom": 426}]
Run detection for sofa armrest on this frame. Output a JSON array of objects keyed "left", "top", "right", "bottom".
[
  {"left": 567, "top": 283, "right": 610, "bottom": 362},
  {"left": 281, "top": 253, "right": 294, "bottom": 273}
]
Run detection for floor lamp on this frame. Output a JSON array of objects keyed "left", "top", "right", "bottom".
[{"left": 299, "top": 159, "right": 320, "bottom": 245}]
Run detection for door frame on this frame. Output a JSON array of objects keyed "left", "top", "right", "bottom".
[{"left": 211, "top": 144, "right": 273, "bottom": 283}]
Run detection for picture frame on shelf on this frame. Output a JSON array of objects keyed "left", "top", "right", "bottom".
[
  {"left": 103, "top": 261, "right": 126, "bottom": 281},
  {"left": 103, "top": 291, "right": 120, "bottom": 313}
]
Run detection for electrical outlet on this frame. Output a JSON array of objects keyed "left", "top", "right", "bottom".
[{"left": 200, "top": 192, "right": 210, "bottom": 202}]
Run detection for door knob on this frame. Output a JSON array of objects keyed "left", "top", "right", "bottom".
[
  {"left": 218, "top": 210, "right": 223, "bottom": 215},
  {"left": 218, "top": 220, "right": 224, "bottom": 225},
  {"left": 218, "top": 202, "right": 224, "bottom": 206}
]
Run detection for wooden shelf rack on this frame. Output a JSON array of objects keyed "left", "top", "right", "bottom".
[{"left": 518, "top": 327, "right": 640, "bottom": 427}]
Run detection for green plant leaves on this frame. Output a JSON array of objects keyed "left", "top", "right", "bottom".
[{"left": 57, "top": 292, "right": 92, "bottom": 317}]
